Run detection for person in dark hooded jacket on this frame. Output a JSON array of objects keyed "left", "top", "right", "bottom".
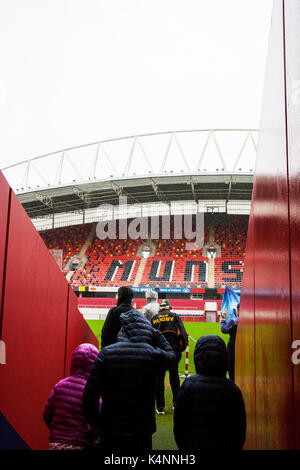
[
  {"left": 173, "top": 335, "right": 246, "bottom": 451},
  {"left": 83, "top": 309, "right": 176, "bottom": 452},
  {"left": 101, "top": 286, "right": 134, "bottom": 348}
]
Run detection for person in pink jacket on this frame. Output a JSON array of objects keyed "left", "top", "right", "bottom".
[{"left": 43, "top": 343, "right": 99, "bottom": 450}]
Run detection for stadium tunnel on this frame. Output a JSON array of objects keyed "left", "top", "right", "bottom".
[{"left": 0, "top": 0, "right": 300, "bottom": 450}]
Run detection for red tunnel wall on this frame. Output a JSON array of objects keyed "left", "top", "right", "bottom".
[
  {"left": 65, "top": 285, "right": 99, "bottom": 376},
  {"left": 284, "top": 0, "right": 300, "bottom": 449},
  {"left": 0, "top": 173, "right": 98, "bottom": 450},
  {"left": 236, "top": 0, "right": 300, "bottom": 450},
  {"left": 235, "top": 214, "right": 256, "bottom": 449}
]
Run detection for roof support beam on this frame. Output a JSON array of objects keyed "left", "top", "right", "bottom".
[
  {"left": 110, "top": 181, "right": 141, "bottom": 204},
  {"left": 72, "top": 186, "right": 89, "bottom": 203},
  {"left": 150, "top": 178, "right": 170, "bottom": 206},
  {"left": 225, "top": 176, "right": 236, "bottom": 211},
  {"left": 189, "top": 177, "right": 198, "bottom": 203},
  {"left": 35, "top": 193, "right": 54, "bottom": 208}
]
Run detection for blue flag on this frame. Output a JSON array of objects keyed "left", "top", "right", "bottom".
[{"left": 221, "top": 286, "right": 240, "bottom": 323}]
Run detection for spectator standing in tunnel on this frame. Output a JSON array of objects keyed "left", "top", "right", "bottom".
[
  {"left": 151, "top": 299, "right": 188, "bottom": 414},
  {"left": 140, "top": 289, "right": 159, "bottom": 321},
  {"left": 174, "top": 335, "right": 246, "bottom": 451},
  {"left": 220, "top": 303, "right": 240, "bottom": 382},
  {"left": 101, "top": 286, "right": 134, "bottom": 348}
]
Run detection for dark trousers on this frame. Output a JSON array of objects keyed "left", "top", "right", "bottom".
[
  {"left": 227, "top": 326, "right": 237, "bottom": 382},
  {"left": 156, "top": 363, "right": 180, "bottom": 409},
  {"left": 99, "top": 432, "right": 152, "bottom": 452}
]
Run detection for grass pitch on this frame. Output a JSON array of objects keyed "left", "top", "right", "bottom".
[
  {"left": 87, "top": 319, "right": 229, "bottom": 375},
  {"left": 86, "top": 319, "right": 229, "bottom": 450}
]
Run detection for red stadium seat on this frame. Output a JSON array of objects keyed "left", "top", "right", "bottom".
[{"left": 40, "top": 216, "right": 248, "bottom": 288}]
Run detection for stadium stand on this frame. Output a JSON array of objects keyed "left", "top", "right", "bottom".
[
  {"left": 214, "top": 215, "right": 248, "bottom": 286},
  {"left": 140, "top": 242, "right": 209, "bottom": 286},
  {"left": 40, "top": 223, "right": 93, "bottom": 269},
  {"left": 70, "top": 237, "right": 144, "bottom": 287},
  {"left": 40, "top": 215, "right": 248, "bottom": 289}
]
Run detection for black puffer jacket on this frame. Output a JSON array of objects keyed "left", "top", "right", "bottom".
[
  {"left": 101, "top": 286, "right": 134, "bottom": 348},
  {"left": 174, "top": 335, "right": 246, "bottom": 450},
  {"left": 83, "top": 309, "right": 176, "bottom": 437}
]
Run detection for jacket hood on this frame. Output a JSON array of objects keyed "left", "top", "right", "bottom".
[
  {"left": 117, "top": 286, "right": 134, "bottom": 306},
  {"left": 118, "top": 309, "right": 155, "bottom": 343},
  {"left": 194, "top": 335, "right": 228, "bottom": 377},
  {"left": 145, "top": 290, "right": 158, "bottom": 300},
  {"left": 70, "top": 343, "right": 99, "bottom": 377}
]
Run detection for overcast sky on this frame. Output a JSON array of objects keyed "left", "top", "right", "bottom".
[{"left": 0, "top": 0, "right": 273, "bottom": 170}]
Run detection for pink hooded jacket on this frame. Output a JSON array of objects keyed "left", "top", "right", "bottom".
[{"left": 43, "top": 343, "right": 99, "bottom": 447}]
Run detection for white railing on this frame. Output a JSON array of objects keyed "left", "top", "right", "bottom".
[{"left": 2, "top": 129, "right": 258, "bottom": 193}]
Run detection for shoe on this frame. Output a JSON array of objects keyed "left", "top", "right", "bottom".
[{"left": 156, "top": 408, "right": 165, "bottom": 415}]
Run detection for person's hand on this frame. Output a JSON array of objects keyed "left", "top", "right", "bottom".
[{"left": 221, "top": 311, "right": 227, "bottom": 320}]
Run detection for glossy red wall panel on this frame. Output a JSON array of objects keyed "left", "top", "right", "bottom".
[
  {"left": 235, "top": 214, "right": 256, "bottom": 449},
  {"left": 0, "top": 171, "right": 99, "bottom": 449},
  {"left": 284, "top": 0, "right": 300, "bottom": 449},
  {"left": 237, "top": 0, "right": 299, "bottom": 449},
  {"left": 0, "top": 191, "right": 68, "bottom": 449},
  {"left": 253, "top": 5, "right": 294, "bottom": 442},
  {"left": 65, "top": 285, "right": 99, "bottom": 376},
  {"left": 0, "top": 172, "right": 10, "bottom": 326}
]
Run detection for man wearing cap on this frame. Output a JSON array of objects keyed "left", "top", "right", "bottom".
[{"left": 151, "top": 300, "right": 188, "bottom": 414}]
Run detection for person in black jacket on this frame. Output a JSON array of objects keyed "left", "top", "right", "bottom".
[
  {"left": 151, "top": 299, "right": 188, "bottom": 414},
  {"left": 83, "top": 309, "right": 176, "bottom": 452},
  {"left": 101, "top": 286, "right": 134, "bottom": 348},
  {"left": 173, "top": 335, "right": 246, "bottom": 451}
]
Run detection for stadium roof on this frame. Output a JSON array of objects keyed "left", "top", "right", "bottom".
[{"left": 2, "top": 129, "right": 257, "bottom": 222}]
